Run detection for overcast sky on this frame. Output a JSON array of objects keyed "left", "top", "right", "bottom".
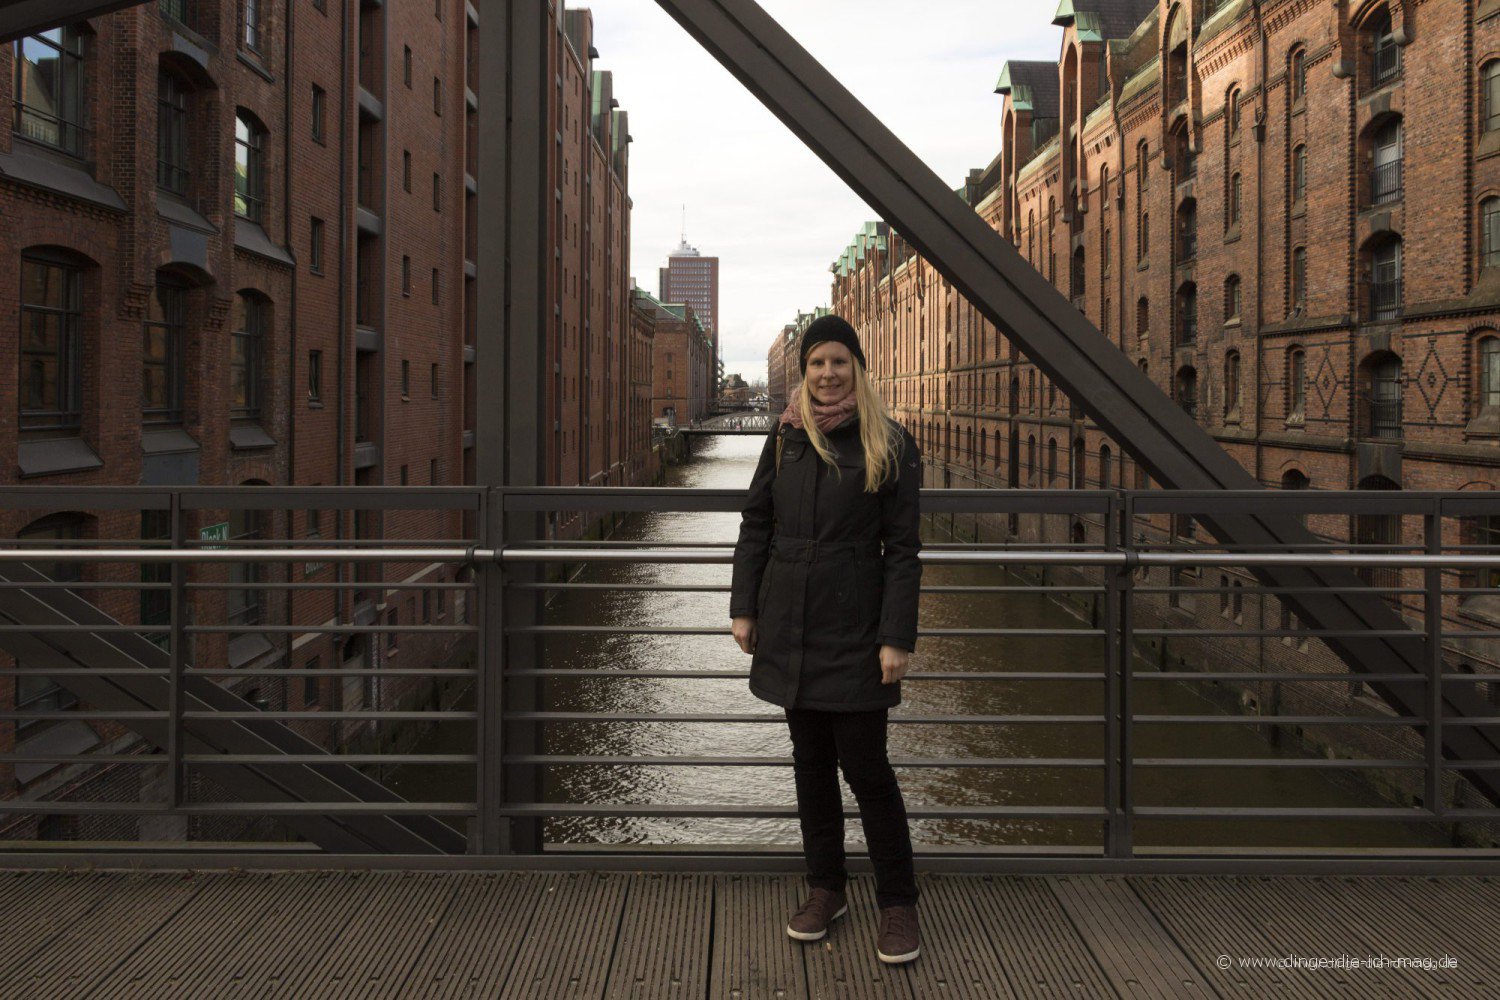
[{"left": 586, "top": 0, "right": 1065, "bottom": 383}]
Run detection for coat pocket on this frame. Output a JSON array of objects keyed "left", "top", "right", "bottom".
[{"left": 855, "top": 556, "right": 883, "bottom": 640}]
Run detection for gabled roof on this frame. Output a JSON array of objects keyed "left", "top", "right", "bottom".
[
  {"left": 995, "top": 60, "right": 1060, "bottom": 122},
  {"left": 1055, "top": 0, "right": 1157, "bottom": 42}
]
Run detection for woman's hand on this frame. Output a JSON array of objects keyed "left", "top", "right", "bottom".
[
  {"left": 732, "top": 616, "right": 758, "bottom": 655},
  {"left": 879, "top": 645, "right": 910, "bottom": 684}
]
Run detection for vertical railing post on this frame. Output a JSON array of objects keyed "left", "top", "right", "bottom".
[
  {"left": 167, "top": 492, "right": 185, "bottom": 810},
  {"left": 474, "top": 489, "right": 504, "bottom": 854},
  {"left": 1106, "top": 491, "right": 1135, "bottom": 858},
  {"left": 1424, "top": 500, "right": 1443, "bottom": 817}
]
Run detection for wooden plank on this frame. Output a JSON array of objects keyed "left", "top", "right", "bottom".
[
  {"left": 800, "top": 874, "right": 914, "bottom": 1000},
  {"left": 210, "top": 871, "right": 397, "bottom": 998},
  {"left": 708, "top": 873, "right": 810, "bottom": 999},
  {"left": 396, "top": 872, "right": 543, "bottom": 998},
  {"left": 961, "top": 875, "right": 1116, "bottom": 999},
  {"left": 277, "top": 872, "right": 456, "bottom": 999},
  {"left": 0, "top": 872, "right": 124, "bottom": 976},
  {"left": 898, "top": 875, "right": 1017, "bottom": 999},
  {"left": 498, "top": 870, "right": 630, "bottom": 999},
  {"left": 1049, "top": 875, "right": 1213, "bottom": 999},
  {"left": 604, "top": 872, "right": 712, "bottom": 999},
  {"left": 1, "top": 871, "right": 204, "bottom": 998}
]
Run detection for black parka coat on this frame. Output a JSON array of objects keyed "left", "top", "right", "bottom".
[{"left": 729, "top": 416, "right": 923, "bottom": 711}]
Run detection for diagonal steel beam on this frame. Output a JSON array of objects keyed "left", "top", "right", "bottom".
[
  {"left": 0, "top": 1, "right": 143, "bottom": 42},
  {"left": 654, "top": 0, "right": 1500, "bottom": 803}
]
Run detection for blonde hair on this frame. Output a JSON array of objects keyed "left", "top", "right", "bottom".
[{"left": 777, "top": 354, "right": 901, "bottom": 492}]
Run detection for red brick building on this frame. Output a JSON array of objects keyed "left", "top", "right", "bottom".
[
  {"left": 0, "top": 0, "right": 653, "bottom": 834},
  {"left": 658, "top": 239, "right": 720, "bottom": 388},
  {"left": 640, "top": 291, "right": 712, "bottom": 425},
  {"left": 831, "top": 0, "right": 1500, "bottom": 823}
]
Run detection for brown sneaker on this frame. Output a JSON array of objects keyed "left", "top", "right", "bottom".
[
  {"left": 786, "top": 887, "right": 848, "bottom": 941},
  {"left": 876, "top": 904, "right": 920, "bottom": 964}
]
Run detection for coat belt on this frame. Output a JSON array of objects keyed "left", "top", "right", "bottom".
[{"left": 770, "top": 537, "right": 882, "bottom": 563}]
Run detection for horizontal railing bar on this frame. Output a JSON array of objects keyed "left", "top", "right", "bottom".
[
  {"left": 182, "top": 625, "right": 478, "bottom": 635},
  {"left": 501, "top": 755, "right": 1104, "bottom": 767},
  {"left": 489, "top": 804, "right": 1109, "bottom": 818},
  {"left": 1134, "top": 758, "right": 1426, "bottom": 769},
  {"left": 1132, "top": 807, "right": 1455, "bottom": 820},
  {"left": 506, "top": 582, "right": 1107, "bottom": 595},
  {"left": 1140, "top": 672, "right": 1429, "bottom": 683},
  {"left": 186, "top": 582, "right": 476, "bottom": 592},
  {"left": 507, "top": 626, "right": 1105, "bottom": 637},
  {"left": 502, "top": 669, "right": 1104, "bottom": 681},
  {"left": 177, "top": 711, "right": 478, "bottom": 721},
  {"left": 183, "top": 754, "right": 480, "bottom": 765},
  {"left": 1133, "top": 629, "right": 1418, "bottom": 639},
  {"left": 0, "top": 712, "right": 166, "bottom": 721},
  {"left": 0, "top": 802, "right": 478, "bottom": 815},
  {"left": 501, "top": 712, "right": 1101, "bottom": 724},
  {"left": 184, "top": 668, "right": 476, "bottom": 678},
  {"left": 0, "top": 755, "right": 168, "bottom": 765},
  {"left": 0, "top": 548, "right": 486, "bottom": 563}
]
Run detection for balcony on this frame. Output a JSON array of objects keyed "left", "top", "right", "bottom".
[{"left": 1371, "top": 159, "right": 1403, "bottom": 206}]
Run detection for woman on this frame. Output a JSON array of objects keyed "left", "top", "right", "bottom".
[{"left": 729, "top": 314, "right": 923, "bottom": 965}]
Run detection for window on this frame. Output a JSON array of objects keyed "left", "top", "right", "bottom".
[
  {"left": 431, "top": 457, "right": 439, "bottom": 484},
  {"left": 1483, "top": 198, "right": 1500, "bottom": 270},
  {"left": 1228, "top": 87, "right": 1241, "bottom": 137},
  {"left": 303, "top": 657, "right": 320, "bottom": 708},
  {"left": 1289, "top": 348, "right": 1306, "bottom": 421},
  {"left": 1046, "top": 438, "right": 1058, "bottom": 484},
  {"left": 1370, "top": 237, "right": 1403, "bottom": 320},
  {"left": 1176, "top": 366, "right": 1198, "bottom": 419},
  {"left": 311, "top": 84, "right": 326, "bottom": 143},
  {"left": 230, "top": 292, "right": 265, "bottom": 421},
  {"left": 1291, "top": 49, "right": 1307, "bottom": 103},
  {"left": 402, "top": 359, "right": 411, "bottom": 398},
  {"left": 1292, "top": 144, "right": 1307, "bottom": 203},
  {"left": 400, "top": 464, "right": 408, "bottom": 485},
  {"left": 1139, "top": 212, "right": 1150, "bottom": 261},
  {"left": 308, "top": 349, "right": 323, "bottom": 403},
  {"left": 386, "top": 609, "right": 398, "bottom": 653},
  {"left": 140, "top": 509, "right": 171, "bottom": 648},
  {"left": 1102, "top": 229, "right": 1111, "bottom": 274},
  {"left": 157, "top": 69, "right": 190, "bottom": 194},
  {"left": 1175, "top": 284, "right": 1197, "bottom": 346},
  {"left": 143, "top": 278, "right": 185, "bottom": 424},
  {"left": 1137, "top": 298, "right": 1149, "bottom": 341},
  {"left": 160, "top": 0, "right": 190, "bottom": 25},
  {"left": 1099, "top": 444, "right": 1112, "bottom": 489},
  {"left": 434, "top": 76, "right": 443, "bottom": 115},
  {"left": 243, "top": 0, "right": 263, "bottom": 53},
  {"left": 1371, "top": 118, "right": 1403, "bottom": 205},
  {"left": 1481, "top": 337, "right": 1500, "bottom": 412},
  {"left": 430, "top": 362, "right": 439, "bottom": 397},
  {"left": 1228, "top": 173, "right": 1242, "bottom": 229},
  {"left": 1138, "top": 140, "right": 1150, "bottom": 192},
  {"left": 1225, "top": 350, "right": 1242, "bottom": 416},
  {"left": 1292, "top": 246, "right": 1307, "bottom": 311},
  {"left": 19, "top": 253, "right": 83, "bottom": 433},
  {"left": 404, "top": 45, "right": 412, "bottom": 88},
  {"left": 234, "top": 112, "right": 265, "bottom": 222},
  {"left": 13, "top": 26, "right": 87, "bottom": 156},
  {"left": 1177, "top": 200, "right": 1197, "bottom": 260},
  {"left": 433, "top": 171, "right": 442, "bottom": 211},
  {"left": 1369, "top": 10, "right": 1400, "bottom": 86},
  {"left": 1225, "top": 274, "right": 1241, "bottom": 321},
  {"left": 403, "top": 149, "right": 411, "bottom": 192},
  {"left": 431, "top": 267, "right": 439, "bottom": 305},
  {"left": 402, "top": 254, "right": 411, "bottom": 295},
  {"left": 1362, "top": 354, "right": 1402, "bottom": 440},
  {"left": 1071, "top": 247, "right": 1085, "bottom": 298},
  {"left": 1485, "top": 61, "right": 1500, "bottom": 134},
  {"left": 310, "top": 216, "right": 325, "bottom": 273},
  {"left": 226, "top": 504, "right": 263, "bottom": 628}
]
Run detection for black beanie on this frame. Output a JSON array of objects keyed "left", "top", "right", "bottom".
[{"left": 799, "top": 314, "right": 867, "bottom": 374}]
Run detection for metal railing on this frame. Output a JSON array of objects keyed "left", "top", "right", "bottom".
[
  {"left": 1372, "top": 159, "right": 1403, "bottom": 205},
  {"left": 1, "top": 487, "right": 1499, "bottom": 871}
]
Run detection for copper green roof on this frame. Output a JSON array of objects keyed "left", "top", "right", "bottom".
[{"left": 1052, "top": 0, "right": 1076, "bottom": 26}]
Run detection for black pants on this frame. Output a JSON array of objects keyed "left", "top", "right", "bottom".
[{"left": 784, "top": 706, "right": 919, "bottom": 909}]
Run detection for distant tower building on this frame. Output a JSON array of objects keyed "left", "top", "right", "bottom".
[{"left": 659, "top": 238, "right": 720, "bottom": 355}]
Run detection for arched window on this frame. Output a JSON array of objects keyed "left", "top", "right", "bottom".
[
  {"left": 1288, "top": 347, "right": 1307, "bottom": 421},
  {"left": 1484, "top": 61, "right": 1500, "bottom": 133},
  {"left": 1371, "top": 117, "right": 1404, "bottom": 205},
  {"left": 1046, "top": 437, "right": 1058, "bottom": 484},
  {"left": 1138, "top": 140, "right": 1150, "bottom": 193},
  {"left": 1140, "top": 212, "right": 1150, "bottom": 261},
  {"left": 19, "top": 249, "right": 84, "bottom": 433},
  {"left": 1224, "top": 274, "right": 1242, "bottom": 321},
  {"left": 13, "top": 24, "right": 87, "bottom": 156},
  {"left": 1227, "top": 86, "right": 1241, "bottom": 138},
  {"left": 1368, "top": 8, "right": 1400, "bottom": 87},
  {"left": 1480, "top": 336, "right": 1500, "bottom": 412},
  {"left": 235, "top": 110, "right": 267, "bottom": 221},
  {"left": 1008, "top": 376, "right": 1020, "bottom": 415},
  {"left": 1354, "top": 475, "right": 1402, "bottom": 591},
  {"left": 1136, "top": 297, "right": 1150, "bottom": 341},
  {"left": 1071, "top": 247, "right": 1086, "bottom": 298},
  {"left": 1027, "top": 209, "right": 1035, "bottom": 263},
  {"left": 231, "top": 292, "right": 268, "bottom": 421},
  {"left": 1099, "top": 444, "right": 1113, "bottom": 489},
  {"left": 1292, "top": 144, "right": 1307, "bottom": 204},
  {"left": 227, "top": 501, "right": 264, "bottom": 628},
  {"left": 1176, "top": 366, "right": 1198, "bottom": 419},
  {"left": 1177, "top": 198, "right": 1197, "bottom": 259},
  {"left": 1359, "top": 352, "right": 1403, "bottom": 440},
  {"left": 1227, "top": 173, "right": 1242, "bottom": 229},
  {"left": 1281, "top": 469, "right": 1310, "bottom": 490},
  {"left": 1368, "top": 235, "right": 1404, "bottom": 321},
  {"left": 1291, "top": 48, "right": 1307, "bottom": 103},
  {"left": 1482, "top": 197, "right": 1500, "bottom": 270},
  {"left": 1224, "top": 350, "right": 1242, "bottom": 417},
  {"left": 1027, "top": 433, "right": 1037, "bottom": 480},
  {"left": 1071, "top": 437, "right": 1084, "bottom": 489}
]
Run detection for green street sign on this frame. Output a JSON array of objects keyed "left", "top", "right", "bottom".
[{"left": 199, "top": 522, "right": 229, "bottom": 549}]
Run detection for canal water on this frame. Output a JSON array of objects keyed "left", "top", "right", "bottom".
[{"left": 393, "top": 433, "right": 1445, "bottom": 852}]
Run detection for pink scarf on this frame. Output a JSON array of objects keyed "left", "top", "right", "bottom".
[{"left": 779, "top": 394, "right": 859, "bottom": 435}]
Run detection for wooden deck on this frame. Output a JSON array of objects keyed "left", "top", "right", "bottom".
[{"left": 0, "top": 869, "right": 1496, "bottom": 998}]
